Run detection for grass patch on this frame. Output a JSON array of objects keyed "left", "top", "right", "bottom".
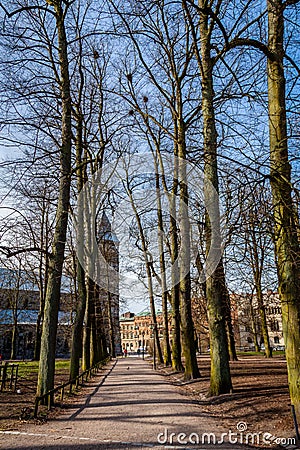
[
  {"left": 55, "top": 359, "right": 70, "bottom": 371},
  {"left": 14, "top": 359, "right": 70, "bottom": 378},
  {"left": 17, "top": 360, "right": 39, "bottom": 378},
  {"left": 237, "top": 351, "right": 285, "bottom": 357}
]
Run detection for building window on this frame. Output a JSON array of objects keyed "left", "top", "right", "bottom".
[
  {"left": 274, "top": 336, "right": 280, "bottom": 344},
  {"left": 270, "top": 320, "right": 280, "bottom": 332}
]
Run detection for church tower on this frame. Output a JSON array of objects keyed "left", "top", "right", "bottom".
[{"left": 97, "top": 212, "right": 121, "bottom": 356}]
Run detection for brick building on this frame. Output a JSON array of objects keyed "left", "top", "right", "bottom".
[{"left": 119, "top": 310, "right": 170, "bottom": 354}]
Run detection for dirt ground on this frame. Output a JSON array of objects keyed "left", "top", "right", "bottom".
[
  {"left": 159, "top": 354, "right": 295, "bottom": 443},
  {"left": 0, "top": 354, "right": 296, "bottom": 445}
]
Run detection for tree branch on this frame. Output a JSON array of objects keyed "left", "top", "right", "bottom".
[
  {"left": 0, "top": 246, "right": 51, "bottom": 259},
  {"left": 0, "top": 3, "right": 55, "bottom": 18},
  {"left": 184, "top": 0, "right": 229, "bottom": 45},
  {"left": 219, "top": 37, "right": 278, "bottom": 63},
  {"left": 283, "top": 0, "right": 300, "bottom": 8},
  {"left": 284, "top": 52, "right": 300, "bottom": 75}
]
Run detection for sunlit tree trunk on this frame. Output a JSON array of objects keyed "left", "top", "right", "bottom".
[
  {"left": 198, "top": 2, "right": 232, "bottom": 395},
  {"left": 82, "top": 277, "right": 93, "bottom": 371},
  {"left": 95, "top": 284, "right": 109, "bottom": 361},
  {"left": 267, "top": 0, "right": 300, "bottom": 419},
  {"left": 34, "top": 193, "right": 49, "bottom": 361},
  {"left": 177, "top": 112, "right": 200, "bottom": 380},
  {"left": 167, "top": 153, "right": 183, "bottom": 372},
  {"left": 10, "top": 308, "right": 18, "bottom": 360},
  {"left": 223, "top": 288, "right": 238, "bottom": 361},
  {"left": 107, "top": 292, "right": 116, "bottom": 358},
  {"left": 256, "top": 282, "right": 271, "bottom": 357},
  {"left": 155, "top": 170, "right": 172, "bottom": 366},
  {"left": 70, "top": 110, "right": 87, "bottom": 379},
  {"left": 249, "top": 294, "right": 260, "bottom": 352}
]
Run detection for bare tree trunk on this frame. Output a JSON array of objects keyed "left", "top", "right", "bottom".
[
  {"left": 90, "top": 290, "right": 101, "bottom": 366},
  {"left": 107, "top": 292, "right": 116, "bottom": 358},
  {"left": 10, "top": 314, "right": 18, "bottom": 360},
  {"left": 168, "top": 157, "right": 183, "bottom": 372},
  {"left": 34, "top": 193, "right": 49, "bottom": 361},
  {"left": 155, "top": 170, "right": 172, "bottom": 366},
  {"left": 170, "top": 232, "right": 183, "bottom": 371},
  {"left": 223, "top": 290, "right": 238, "bottom": 361},
  {"left": 177, "top": 115, "right": 200, "bottom": 380},
  {"left": 249, "top": 294, "right": 260, "bottom": 352},
  {"left": 256, "top": 285, "right": 272, "bottom": 357},
  {"left": 69, "top": 111, "right": 87, "bottom": 379},
  {"left": 82, "top": 278, "right": 93, "bottom": 371},
  {"left": 198, "top": 2, "right": 232, "bottom": 395},
  {"left": 69, "top": 262, "right": 86, "bottom": 378},
  {"left": 95, "top": 286, "right": 109, "bottom": 361},
  {"left": 267, "top": 0, "right": 300, "bottom": 418},
  {"left": 37, "top": 1, "right": 72, "bottom": 400}
]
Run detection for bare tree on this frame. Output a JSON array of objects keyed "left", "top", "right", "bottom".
[{"left": 266, "top": 0, "right": 300, "bottom": 419}]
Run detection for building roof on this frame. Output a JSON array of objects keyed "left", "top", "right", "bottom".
[
  {"left": 135, "top": 309, "right": 162, "bottom": 317},
  {"left": 119, "top": 316, "right": 135, "bottom": 322},
  {"left": 0, "top": 268, "right": 72, "bottom": 293},
  {"left": 0, "top": 268, "right": 37, "bottom": 291}
]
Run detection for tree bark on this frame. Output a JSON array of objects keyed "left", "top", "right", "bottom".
[
  {"left": 69, "top": 262, "right": 86, "bottom": 378},
  {"left": 155, "top": 170, "right": 172, "bottom": 366},
  {"left": 249, "top": 294, "right": 260, "bottom": 352},
  {"left": 69, "top": 111, "right": 87, "bottom": 380},
  {"left": 177, "top": 113, "right": 200, "bottom": 380},
  {"left": 198, "top": 2, "right": 232, "bottom": 395},
  {"left": 82, "top": 277, "right": 93, "bottom": 371},
  {"left": 34, "top": 192, "right": 49, "bottom": 361},
  {"left": 107, "top": 292, "right": 116, "bottom": 358},
  {"left": 267, "top": 0, "right": 300, "bottom": 419},
  {"left": 37, "top": 0, "right": 72, "bottom": 399},
  {"left": 169, "top": 156, "right": 184, "bottom": 372}
]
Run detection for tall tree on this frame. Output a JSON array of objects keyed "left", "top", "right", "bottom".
[
  {"left": 0, "top": 0, "right": 73, "bottom": 399},
  {"left": 267, "top": 0, "right": 300, "bottom": 419},
  {"left": 37, "top": 0, "right": 73, "bottom": 399},
  {"left": 183, "top": 0, "right": 232, "bottom": 394},
  {"left": 110, "top": 0, "right": 201, "bottom": 376}
]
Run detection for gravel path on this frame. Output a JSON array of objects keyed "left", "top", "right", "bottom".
[{"left": 0, "top": 358, "right": 275, "bottom": 449}]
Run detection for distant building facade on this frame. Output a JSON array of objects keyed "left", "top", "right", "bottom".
[
  {"left": 0, "top": 213, "right": 121, "bottom": 360},
  {"left": 121, "top": 291, "right": 285, "bottom": 356},
  {"left": 233, "top": 291, "right": 285, "bottom": 350},
  {"left": 119, "top": 310, "right": 171, "bottom": 353},
  {"left": 0, "top": 284, "right": 73, "bottom": 360}
]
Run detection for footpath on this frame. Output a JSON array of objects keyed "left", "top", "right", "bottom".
[{"left": 0, "top": 358, "right": 277, "bottom": 450}]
